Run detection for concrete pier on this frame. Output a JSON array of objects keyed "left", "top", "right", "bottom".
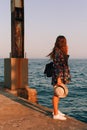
[{"left": 0, "top": 88, "right": 87, "bottom": 130}]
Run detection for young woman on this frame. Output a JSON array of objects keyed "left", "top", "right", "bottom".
[{"left": 48, "top": 35, "right": 71, "bottom": 120}]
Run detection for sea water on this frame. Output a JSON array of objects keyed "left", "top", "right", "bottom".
[{"left": 0, "top": 59, "right": 87, "bottom": 123}]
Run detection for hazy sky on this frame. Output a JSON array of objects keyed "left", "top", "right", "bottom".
[{"left": 0, "top": 0, "right": 87, "bottom": 59}]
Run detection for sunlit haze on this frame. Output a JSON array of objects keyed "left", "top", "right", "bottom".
[{"left": 0, "top": 0, "right": 87, "bottom": 59}]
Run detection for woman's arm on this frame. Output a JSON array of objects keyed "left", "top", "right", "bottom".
[{"left": 57, "top": 77, "right": 63, "bottom": 85}]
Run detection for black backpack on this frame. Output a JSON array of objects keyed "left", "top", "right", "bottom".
[{"left": 44, "top": 62, "right": 53, "bottom": 77}]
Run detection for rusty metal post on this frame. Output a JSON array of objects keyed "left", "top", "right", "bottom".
[
  {"left": 11, "top": 0, "right": 24, "bottom": 58},
  {"left": 4, "top": 0, "right": 27, "bottom": 91},
  {"left": 4, "top": 0, "right": 37, "bottom": 103}
]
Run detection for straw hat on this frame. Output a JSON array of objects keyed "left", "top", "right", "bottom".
[{"left": 54, "top": 83, "right": 68, "bottom": 98}]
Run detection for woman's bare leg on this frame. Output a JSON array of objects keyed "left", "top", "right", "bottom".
[{"left": 52, "top": 95, "right": 59, "bottom": 115}]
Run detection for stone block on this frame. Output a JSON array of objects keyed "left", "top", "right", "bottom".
[
  {"left": 25, "top": 86, "right": 38, "bottom": 103},
  {"left": 4, "top": 58, "right": 28, "bottom": 90}
]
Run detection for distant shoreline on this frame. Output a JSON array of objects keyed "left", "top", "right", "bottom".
[{"left": 0, "top": 58, "right": 87, "bottom": 60}]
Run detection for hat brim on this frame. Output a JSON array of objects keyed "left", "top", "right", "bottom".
[{"left": 54, "top": 84, "right": 68, "bottom": 98}]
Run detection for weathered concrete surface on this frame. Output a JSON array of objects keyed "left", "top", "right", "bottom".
[{"left": 0, "top": 89, "right": 87, "bottom": 130}]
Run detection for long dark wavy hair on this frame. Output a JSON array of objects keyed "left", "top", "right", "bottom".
[{"left": 48, "top": 35, "right": 68, "bottom": 59}]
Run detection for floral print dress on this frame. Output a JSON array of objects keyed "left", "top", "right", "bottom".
[{"left": 52, "top": 49, "right": 71, "bottom": 86}]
